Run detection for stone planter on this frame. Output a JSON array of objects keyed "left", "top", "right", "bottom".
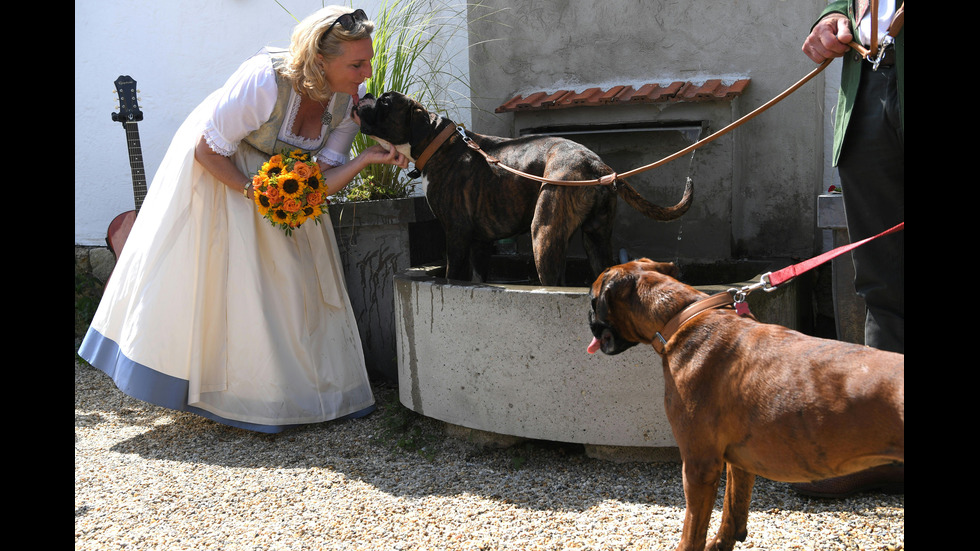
[
  {"left": 816, "top": 193, "right": 865, "bottom": 345},
  {"left": 330, "top": 196, "right": 443, "bottom": 382}
]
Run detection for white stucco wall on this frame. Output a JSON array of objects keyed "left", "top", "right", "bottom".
[{"left": 74, "top": 0, "right": 470, "bottom": 246}]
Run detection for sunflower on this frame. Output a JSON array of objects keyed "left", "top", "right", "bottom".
[
  {"left": 305, "top": 174, "right": 322, "bottom": 191},
  {"left": 271, "top": 208, "right": 290, "bottom": 225},
  {"left": 255, "top": 192, "right": 272, "bottom": 216},
  {"left": 303, "top": 204, "right": 322, "bottom": 219},
  {"left": 287, "top": 149, "right": 309, "bottom": 162},
  {"left": 293, "top": 210, "right": 310, "bottom": 228},
  {"left": 261, "top": 155, "right": 285, "bottom": 178},
  {"left": 279, "top": 173, "right": 303, "bottom": 198}
]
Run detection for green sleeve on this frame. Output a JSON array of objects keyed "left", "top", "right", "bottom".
[{"left": 814, "top": 0, "right": 851, "bottom": 30}]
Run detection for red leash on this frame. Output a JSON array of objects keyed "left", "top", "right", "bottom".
[
  {"left": 765, "top": 221, "right": 904, "bottom": 289},
  {"left": 646, "top": 221, "right": 903, "bottom": 351},
  {"left": 725, "top": 220, "right": 904, "bottom": 316}
]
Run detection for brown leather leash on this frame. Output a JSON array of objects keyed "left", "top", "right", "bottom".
[
  {"left": 449, "top": 59, "right": 834, "bottom": 188},
  {"left": 848, "top": 1, "right": 904, "bottom": 69},
  {"left": 407, "top": 4, "right": 903, "bottom": 191}
]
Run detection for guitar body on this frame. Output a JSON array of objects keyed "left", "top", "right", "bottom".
[
  {"left": 107, "top": 75, "right": 147, "bottom": 261},
  {"left": 106, "top": 210, "right": 137, "bottom": 260}
]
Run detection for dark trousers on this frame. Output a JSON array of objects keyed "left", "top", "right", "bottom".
[{"left": 837, "top": 61, "right": 904, "bottom": 353}]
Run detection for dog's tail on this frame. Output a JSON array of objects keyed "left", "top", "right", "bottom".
[{"left": 614, "top": 177, "right": 693, "bottom": 221}]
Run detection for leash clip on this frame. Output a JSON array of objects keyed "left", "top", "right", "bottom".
[
  {"left": 758, "top": 272, "right": 776, "bottom": 292},
  {"left": 460, "top": 131, "right": 484, "bottom": 155},
  {"left": 727, "top": 272, "right": 779, "bottom": 317},
  {"left": 737, "top": 272, "right": 776, "bottom": 295},
  {"left": 871, "top": 36, "right": 894, "bottom": 71}
]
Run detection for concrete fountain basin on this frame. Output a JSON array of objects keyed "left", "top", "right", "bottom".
[{"left": 394, "top": 257, "right": 801, "bottom": 455}]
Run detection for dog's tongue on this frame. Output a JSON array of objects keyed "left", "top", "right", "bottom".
[
  {"left": 351, "top": 94, "right": 361, "bottom": 118},
  {"left": 587, "top": 337, "right": 601, "bottom": 354}
]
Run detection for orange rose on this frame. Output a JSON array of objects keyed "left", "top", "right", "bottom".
[
  {"left": 265, "top": 185, "right": 281, "bottom": 204},
  {"left": 306, "top": 191, "right": 323, "bottom": 206},
  {"left": 283, "top": 198, "right": 302, "bottom": 213},
  {"left": 292, "top": 162, "right": 313, "bottom": 179}
]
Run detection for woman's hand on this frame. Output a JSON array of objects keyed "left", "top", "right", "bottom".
[
  {"left": 357, "top": 144, "right": 409, "bottom": 169},
  {"left": 195, "top": 136, "right": 254, "bottom": 199},
  {"left": 315, "top": 144, "right": 410, "bottom": 196}
]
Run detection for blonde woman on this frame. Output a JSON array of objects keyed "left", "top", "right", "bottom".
[{"left": 80, "top": 7, "right": 405, "bottom": 433}]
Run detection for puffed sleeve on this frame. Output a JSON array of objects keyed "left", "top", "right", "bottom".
[
  {"left": 201, "top": 55, "right": 279, "bottom": 156},
  {"left": 317, "top": 82, "right": 367, "bottom": 167}
]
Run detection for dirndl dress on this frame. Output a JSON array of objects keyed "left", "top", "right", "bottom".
[{"left": 79, "top": 49, "right": 374, "bottom": 433}]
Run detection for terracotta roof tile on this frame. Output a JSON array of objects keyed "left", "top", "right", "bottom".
[
  {"left": 540, "top": 90, "right": 571, "bottom": 107},
  {"left": 495, "top": 78, "right": 750, "bottom": 113}
]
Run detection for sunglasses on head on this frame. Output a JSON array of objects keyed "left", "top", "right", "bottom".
[{"left": 322, "top": 9, "right": 368, "bottom": 39}]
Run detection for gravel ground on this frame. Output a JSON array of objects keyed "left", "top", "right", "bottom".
[{"left": 75, "top": 358, "right": 904, "bottom": 551}]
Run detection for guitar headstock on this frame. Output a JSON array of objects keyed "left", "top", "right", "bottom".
[{"left": 112, "top": 75, "right": 143, "bottom": 124}]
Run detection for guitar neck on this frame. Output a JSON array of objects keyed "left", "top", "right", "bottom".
[{"left": 123, "top": 121, "right": 148, "bottom": 213}]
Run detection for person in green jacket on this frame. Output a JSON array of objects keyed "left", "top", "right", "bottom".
[{"left": 796, "top": 0, "right": 904, "bottom": 498}]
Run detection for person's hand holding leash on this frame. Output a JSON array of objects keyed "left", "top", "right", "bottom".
[{"left": 802, "top": 13, "right": 853, "bottom": 63}]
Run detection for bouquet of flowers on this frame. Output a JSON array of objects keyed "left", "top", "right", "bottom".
[{"left": 251, "top": 149, "right": 329, "bottom": 235}]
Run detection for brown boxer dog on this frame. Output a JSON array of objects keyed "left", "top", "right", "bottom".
[
  {"left": 587, "top": 259, "right": 904, "bottom": 551},
  {"left": 356, "top": 92, "right": 693, "bottom": 285}
]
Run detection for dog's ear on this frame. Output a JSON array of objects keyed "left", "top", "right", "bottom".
[
  {"left": 633, "top": 258, "right": 679, "bottom": 278},
  {"left": 610, "top": 263, "right": 684, "bottom": 341},
  {"left": 408, "top": 103, "right": 436, "bottom": 145}
]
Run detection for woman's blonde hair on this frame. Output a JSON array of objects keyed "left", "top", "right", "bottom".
[{"left": 282, "top": 6, "right": 375, "bottom": 103}]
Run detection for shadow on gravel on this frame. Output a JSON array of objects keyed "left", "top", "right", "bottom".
[{"left": 76, "top": 359, "right": 903, "bottom": 517}]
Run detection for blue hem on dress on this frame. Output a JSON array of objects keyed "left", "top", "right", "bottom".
[{"left": 77, "top": 327, "right": 375, "bottom": 434}]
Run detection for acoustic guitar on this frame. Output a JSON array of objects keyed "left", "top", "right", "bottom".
[{"left": 106, "top": 75, "right": 147, "bottom": 259}]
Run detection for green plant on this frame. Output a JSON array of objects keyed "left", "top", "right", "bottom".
[
  {"left": 75, "top": 262, "right": 104, "bottom": 342},
  {"left": 340, "top": 0, "right": 473, "bottom": 201},
  {"left": 372, "top": 385, "right": 440, "bottom": 460}
]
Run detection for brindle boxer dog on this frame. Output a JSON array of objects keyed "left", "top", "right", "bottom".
[
  {"left": 587, "top": 259, "right": 904, "bottom": 551},
  {"left": 355, "top": 92, "right": 693, "bottom": 285}
]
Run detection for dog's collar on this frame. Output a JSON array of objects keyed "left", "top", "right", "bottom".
[
  {"left": 653, "top": 291, "right": 736, "bottom": 355},
  {"left": 407, "top": 122, "right": 459, "bottom": 178}
]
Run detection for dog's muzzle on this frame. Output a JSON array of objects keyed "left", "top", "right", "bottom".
[{"left": 588, "top": 311, "right": 638, "bottom": 356}]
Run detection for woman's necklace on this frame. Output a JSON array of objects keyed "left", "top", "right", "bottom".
[{"left": 321, "top": 98, "right": 332, "bottom": 126}]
